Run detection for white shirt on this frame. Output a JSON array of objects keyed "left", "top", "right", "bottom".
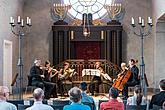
[
  {"left": 0, "top": 100, "right": 17, "bottom": 110},
  {"left": 26, "top": 101, "right": 53, "bottom": 110},
  {"left": 127, "top": 95, "right": 147, "bottom": 105}
]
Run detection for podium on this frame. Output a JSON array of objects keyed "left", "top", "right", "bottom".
[{"left": 82, "top": 69, "right": 101, "bottom": 77}]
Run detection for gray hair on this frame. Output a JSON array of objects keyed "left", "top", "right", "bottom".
[
  {"left": 69, "top": 87, "right": 81, "bottom": 103},
  {"left": 33, "top": 88, "right": 44, "bottom": 101}
]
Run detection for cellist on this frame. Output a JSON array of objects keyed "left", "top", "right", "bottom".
[
  {"left": 122, "top": 59, "right": 140, "bottom": 99},
  {"left": 112, "top": 62, "right": 130, "bottom": 91}
]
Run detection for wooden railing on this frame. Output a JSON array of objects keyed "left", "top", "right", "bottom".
[
  {"left": 55, "top": 59, "right": 121, "bottom": 81},
  {"left": 54, "top": 59, "right": 121, "bottom": 93}
]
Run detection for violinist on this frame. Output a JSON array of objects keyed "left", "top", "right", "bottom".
[
  {"left": 44, "top": 60, "right": 58, "bottom": 98},
  {"left": 90, "top": 62, "right": 112, "bottom": 96},
  {"left": 29, "top": 58, "right": 55, "bottom": 99},
  {"left": 57, "top": 61, "right": 73, "bottom": 96},
  {"left": 122, "top": 59, "right": 140, "bottom": 98},
  {"left": 44, "top": 60, "right": 58, "bottom": 82}
]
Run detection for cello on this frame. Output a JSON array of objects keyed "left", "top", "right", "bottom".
[{"left": 112, "top": 65, "right": 132, "bottom": 91}]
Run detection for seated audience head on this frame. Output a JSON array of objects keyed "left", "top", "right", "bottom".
[
  {"left": 159, "top": 79, "right": 165, "bottom": 91},
  {"left": 34, "top": 58, "right": 41, "bottom": 66},
  {"left": 109, "top": 87, "right": 119, "bottom": 99},
  {"left": 134, "top": 85, "right": 143, "bottom": 105},
  {"left": 33, "top": 88, "right": 44, "bottom": 101},
  {"left": 69, "top": 87, "right": 82, "bottom": 103},
  {"left": 80, "top": 82, "right": 88, "bottom": 91},
  {"left": 163, "top": 101, "right": 165, "bottom": 110},
  {"left": 0, "top": 86, "right": 10, "bottom": 100}
]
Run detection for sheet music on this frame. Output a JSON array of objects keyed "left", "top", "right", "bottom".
[
  {"left": 82, "top": 69, "right": 101, "bottom": 77},
  {"left": 103, "top": 73, "right": 112, "bottom": 81}
]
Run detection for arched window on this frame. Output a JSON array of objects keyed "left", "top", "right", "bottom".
[{"left": 63, "top": 0, "right": 112, "bottom": 20}]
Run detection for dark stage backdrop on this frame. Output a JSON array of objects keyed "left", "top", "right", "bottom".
[{"left": 75, "top": 41, "right": 101, "bottom": 60}]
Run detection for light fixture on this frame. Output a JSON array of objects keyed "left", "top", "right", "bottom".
[{"left": 83, "top": 13, "right": 90, "bottom": 37}]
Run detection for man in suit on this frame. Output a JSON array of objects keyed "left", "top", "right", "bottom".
[
  {"left": 149, "top": 79, "right": 165, "bottom": 109},
  {"left": 29, "top": 59, "right": 55, "bottom": 99},
  {"left": 122, "top": 59, "right": 140, "bottom": 98}
]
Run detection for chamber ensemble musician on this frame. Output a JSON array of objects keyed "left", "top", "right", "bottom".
[
  {"left": 90, "top": 62, "right": 112, "bottom": 96},
  {"left": 44, "top": 60, "right": 58, "bottom": 82},
  {"left": 29, "top": 59, "right": 55, "bottom": 99},
  {"left": 43, "top": 60, "right": 58, "bottom": 98},
  {"left": 57, "top": 61, "right": 77, "bottom": 96},
  {"left": 122, "top": 59, "right": 140, "bottom": 98}
]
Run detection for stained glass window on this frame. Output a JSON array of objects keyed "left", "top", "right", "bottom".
[{"left": 63, "top": 0, "right": 112, "bottom": 20}]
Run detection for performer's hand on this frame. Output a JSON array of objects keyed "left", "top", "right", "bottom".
[{"left": 40, "top": 75, "right": 45, "bottom": 78}]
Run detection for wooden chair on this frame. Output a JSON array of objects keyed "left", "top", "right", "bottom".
[
  {"left": 52, "top": 100, "right": 70, "bottom": 110},
  {"left": 126, "top": 105, "right": 147, "bottom": 110},
  {"left": 7, "top": 100, "right": 24, "bottom": 108},
  {"left": 25, "top": 75, "right": 37, "bottom": 95},
  {"left": 18, "top": 104, "right": 30, "bottom": 110}
]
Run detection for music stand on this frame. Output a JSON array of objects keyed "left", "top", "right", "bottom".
[{"left": 82, "top": 69, "right": 101, "bottom": 77}]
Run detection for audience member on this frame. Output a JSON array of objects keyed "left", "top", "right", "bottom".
[
  {"left": 149, "top": 79, "right": 165, "bottom": 109},
  {"left": 80, "top": 82, "right": 96, "bottom": 110},
  {"left": 163, "top": 101, "right": 165, "bottom": 110},
  {"left": 63, "top": 87, "right": 91, "bottom": 110},
  {"left": 100, "top": 87, "right": 124, "bottom": 110},
  {"left": 0, "top": 86, "right": 17, "bottom": 110},
  {"left": 26, "top": 88, "right": 53, "bottom": 110},
  {"left": 127, "top": 85, "right": 147, "bottom": 105}
]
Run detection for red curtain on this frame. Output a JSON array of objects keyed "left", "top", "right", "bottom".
[{"left": 75, "top": 41, "right": 100, "bottom": 60}]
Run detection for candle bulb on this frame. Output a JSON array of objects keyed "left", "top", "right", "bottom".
[
  {"left": 21, "top": 19, "right": 24, "bottom": 27},
  {"left": 139, "top": 17, "right": 142, "bottom": 24},
  {"left": 18, "top": 16, "right": 21, "bottom": 23},
  {"left": 150, "top": 18, "right": 152, "bottom": 24},
  {"left": 131, "top": 17, "right": 135, "bottom": 25},
  {"left": 26, "top": 17, "right": 29, "bottom": 25},
  {"left": 12, "top": 19, "right": 15, "bottom": 24},
  {"left": 29, "top": 18, "right": 31, "bottom": 25},
  {"left": 148, "top": 17, "right": 151, "bottom": 24},
  {"left": 142, "top": 19, "right": 145, "bottom": 27},
  {"left": 10, "top": 17, "right": 13, "bottom": 24}
]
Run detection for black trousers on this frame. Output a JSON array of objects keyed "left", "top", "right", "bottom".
[
  {"left": 57, "top": 78, "right": 72, "bottom": 96},
  {"left": 32, "top": 81, "right": 55, "bottom": 99},
  {"left": 122, "top": 81, "right": 139, "bottom": 98},
  {"left": 90, "top": 77, "right": 102, "bottom": 95}
]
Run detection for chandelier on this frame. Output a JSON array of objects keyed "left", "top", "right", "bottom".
[{"left": 82, "top": 13, "right": 91, "bottom": 37}]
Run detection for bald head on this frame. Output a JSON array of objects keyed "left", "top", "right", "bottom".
[
  {"left": 0, "top": 86, "right": 9, "bottom": 100},
  {"left": 33, "top": 88, "right": 44, "bottom": 101}
]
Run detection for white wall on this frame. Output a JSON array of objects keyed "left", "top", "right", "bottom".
[{"left": 0, "top": 0, "right": 24, "bottom": 85}]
